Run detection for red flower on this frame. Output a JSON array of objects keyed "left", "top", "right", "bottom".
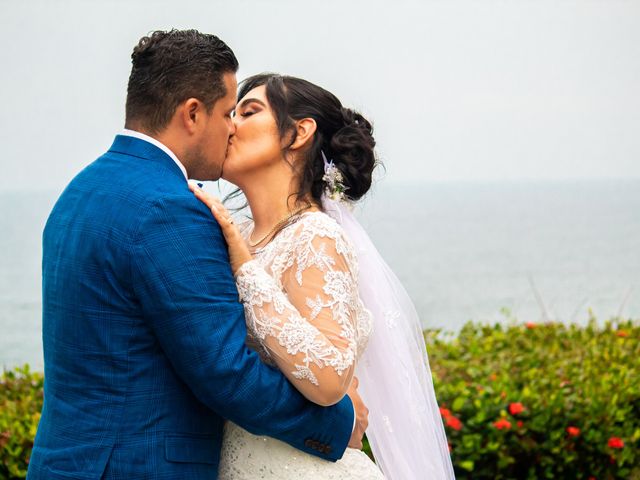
[
  {"left": 608, "top": 437, "right": 624, "bottom": 449},
  {"left": 525, "top": 322, "right": 537, "bottom": 329},
  {"left": 616, "top": 330, "right": 629, "bottom": 337},
  {"left": 446, "top": 416, "right": 463, "bottom": 431},
  {"left": 508, "top": 402, "right": 524, "bottom": 415},
  {"left": 489, "top": 373, "right": 498, "bottom": 381},
  {"left": 439, "top": 407, "right": 451, "bottom": 418},
  {"left": 493, "top": 419, "right": 512, "bottom": 430},
  {"left": 516, "top": 421, "right": 523, "bottom": 428},
  {"left": 566, "top": 426, "right": 580, "bottom": 437},
  {"left": 0, "top": 431, "right": 10, "bottom": 450}
]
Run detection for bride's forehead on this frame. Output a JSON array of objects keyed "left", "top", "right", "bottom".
[{"left": 239, "top": 85, "right": 268, "bottom": 104}]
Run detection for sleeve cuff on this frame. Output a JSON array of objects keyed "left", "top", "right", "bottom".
[{"left": 352, "top": 403, "right": 357, "bottom": 433}]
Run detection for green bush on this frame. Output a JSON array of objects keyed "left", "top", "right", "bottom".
[
  {"left": 427, "top": 315, "right": 640, "bottom": 479},
  {"left": 0, "top": 365, "right": 43, "bottom": 479},
  {"left": 1, "top": 316, "right": 638, "bottom": 479}
]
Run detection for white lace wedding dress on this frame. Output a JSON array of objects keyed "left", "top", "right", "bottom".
[{"left": 217, "top": 211, "right": 385, "bottom": 479}]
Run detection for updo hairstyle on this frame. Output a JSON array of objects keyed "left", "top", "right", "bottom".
[{"left": 237, "top": 73, "right": 378, "bottom": 203}]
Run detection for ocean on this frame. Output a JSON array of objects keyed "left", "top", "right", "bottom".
[{"left": 1, "top": 179, "right": 639, "bottom": 369}]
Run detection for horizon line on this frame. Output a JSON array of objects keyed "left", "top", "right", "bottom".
[{"left": 1, "top": 175, "right": 639, "bottom": 195}]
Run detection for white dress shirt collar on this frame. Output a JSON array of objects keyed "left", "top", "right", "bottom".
[{"left": 120, "top": 128, "right": 188, "bottom": 180}]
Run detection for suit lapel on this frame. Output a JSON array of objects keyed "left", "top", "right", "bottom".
[{"left": 107, "top": 135, "right": 186, "bottom": 182}]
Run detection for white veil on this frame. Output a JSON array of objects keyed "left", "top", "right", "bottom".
[{"left": 322, "top": 196, "right": 456, "bottom": 480}]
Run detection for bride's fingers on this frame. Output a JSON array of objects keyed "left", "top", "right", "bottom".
[
  {"left": 209, "top": 197, "right": 227, "bottom": 215},
  {"left": 189, "top": 186, "right": 236, "bottom": 227},
  {"left": 189, "top": 185, "right": 228, "bottom": 221},
  {"left": 209, "top": 200, "right": 232, "bottom": 223},
  {"left": 187, "top": 181, "right": 206, "bottom": 200},
  {"left": 209, "top": 203, "right": 233, "bottom": 228},
  {"left": 208, "top": 203, "right": 243, "bottom": 246},
  {"left": 188, "top": 182, "right": 223, "bottom": 210},
  {"left": 188, "top": 184, "right": 245, "bottom": 253}
]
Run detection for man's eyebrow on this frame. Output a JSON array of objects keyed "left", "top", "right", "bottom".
[{"left": 237, "top": 97, "right": 267, "bottom": 110}]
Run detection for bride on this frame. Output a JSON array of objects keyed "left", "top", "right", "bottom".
[{"left": 189, "top": 73, "right": 455, "bottom": 479}]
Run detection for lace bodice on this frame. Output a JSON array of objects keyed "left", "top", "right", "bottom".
[{"left": 235, "top": 211, "right": 372, "bottom": 406}]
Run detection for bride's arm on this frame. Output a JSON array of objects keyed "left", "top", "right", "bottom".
[
  {"left": 235, "top": 230, "right": 360, "bottom": 406},
  {"left": 188, "top": 184, "right": 361, "bottom": 406}
]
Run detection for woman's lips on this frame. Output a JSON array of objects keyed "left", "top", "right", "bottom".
[{"left": 224, "top": 140, "right": 234, "bottom": 158}]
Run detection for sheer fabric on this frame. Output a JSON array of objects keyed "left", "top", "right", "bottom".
[
  {"left": 322, "top": 196, "right": 456, "bottom": 480},
  {"left": 218, "top": 212, "right": 383, "bottom": 479},
  {"left": 234, "top": 212, "right": 372, "bottom": 405}
]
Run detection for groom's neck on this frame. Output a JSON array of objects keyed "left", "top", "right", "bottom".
[{"left": 124, "top": 123, "right": 188, "bottom": 168}]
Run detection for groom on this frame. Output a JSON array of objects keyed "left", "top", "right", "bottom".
[{"left": 27, "top": 30, "right": 366, "bottom": 479}]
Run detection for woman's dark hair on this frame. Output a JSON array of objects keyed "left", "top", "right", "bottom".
[
  {"left": 125, "top": 29, "right": 239, "bottom": 134},
  {"left": 238, "top": 73, "right": 378, "bottom": 203}
]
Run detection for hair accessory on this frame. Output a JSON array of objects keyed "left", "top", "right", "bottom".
[{"left": 321, "top": 151, "right": 348, "bottom": 202}]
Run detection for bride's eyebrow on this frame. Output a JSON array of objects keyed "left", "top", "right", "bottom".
[{"left": 236, "top": 98, "right": 266, "bottom": 110}]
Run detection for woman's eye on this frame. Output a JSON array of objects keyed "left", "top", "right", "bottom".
[{"left": 241, "top": 110, "right": 256, "bottom": 118}]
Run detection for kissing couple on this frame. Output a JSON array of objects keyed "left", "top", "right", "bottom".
[{"left": 27, "top": 30, "right": 455, "bottom": 479}]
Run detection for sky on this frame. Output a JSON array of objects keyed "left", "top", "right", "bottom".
[{"left": 0, "top": 0, "right": 639, "bottom": 192}]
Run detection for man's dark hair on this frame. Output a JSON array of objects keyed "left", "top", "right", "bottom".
[{"left": 125, "top": 29, "right": 239, "bottom": 134}]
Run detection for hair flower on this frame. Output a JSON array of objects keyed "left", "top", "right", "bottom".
[{"left": 321, "top": 151, "right": 348, "bottom": 202}]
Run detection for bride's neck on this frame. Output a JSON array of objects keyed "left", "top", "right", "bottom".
[{"left": 241, "top": 169, "right": 312, "bottom": 238}]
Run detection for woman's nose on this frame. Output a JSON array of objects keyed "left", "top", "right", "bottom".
[{"left": 229, "top": 117, "right": 238, "bottom": 135}]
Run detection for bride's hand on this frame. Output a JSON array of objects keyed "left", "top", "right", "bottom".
[
  {"left": 346, "top": 377, "right": 369, "bottom": 449},
  {"left": 188, "top": 182, "right": 252, "bottom": 275}
]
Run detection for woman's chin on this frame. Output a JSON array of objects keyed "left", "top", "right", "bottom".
[
  {"left": 220, "top": 172, "right": 239, "bottom": 186},
  {"left": 220, "top": 153, "right": 237, "bottom": 181},
  {"left": 220, "top": 164, "right": 242, "bottom": 187}
]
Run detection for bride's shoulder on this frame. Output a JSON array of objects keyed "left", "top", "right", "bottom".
[
  {"left": 296, "top": 210, "right": 341, "bottom": 234},
  {"left": 292, "top": 211, "right": 354, "bottom": 252}
]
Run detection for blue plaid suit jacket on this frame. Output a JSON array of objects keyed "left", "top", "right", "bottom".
[{"left": 27, "top": 135, "right": 354, "bottom": 479}]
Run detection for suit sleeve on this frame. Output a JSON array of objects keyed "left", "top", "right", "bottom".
[{"left": 130, "top": 193, "right": 354, "bottom": 461}]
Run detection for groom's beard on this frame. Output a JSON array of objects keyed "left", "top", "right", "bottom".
[{"left": 184, "top": 147, "right": 222, "bottom": 182}]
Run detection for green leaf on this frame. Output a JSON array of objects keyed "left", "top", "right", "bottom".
[
  {"left": 452, "top": 397, "right": 466, "bottom": 411},
  {"left": 460, "top": 460, "right": 475, "bottom": 471}
]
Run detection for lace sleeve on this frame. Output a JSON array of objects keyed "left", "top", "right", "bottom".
[{"left": 235, "top": 226, "right": 362, "bottom": 407}]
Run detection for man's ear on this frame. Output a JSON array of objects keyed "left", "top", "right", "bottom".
[
  {"left": 288, "top": 118, "right": 317, "bottom": 151},
  {"left": 180, "top": 98, "right": 203, "bottom": 134}
]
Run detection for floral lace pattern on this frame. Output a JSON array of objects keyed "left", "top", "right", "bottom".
[
  {"left": 218, "top": 421, "right": 385, "bottom": 480},
  {"left": 235, "top": 212, "right": 372, "bottom": 394},
  {"left": 218, "top": 212, "right": 381, "bottom": 479}
]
